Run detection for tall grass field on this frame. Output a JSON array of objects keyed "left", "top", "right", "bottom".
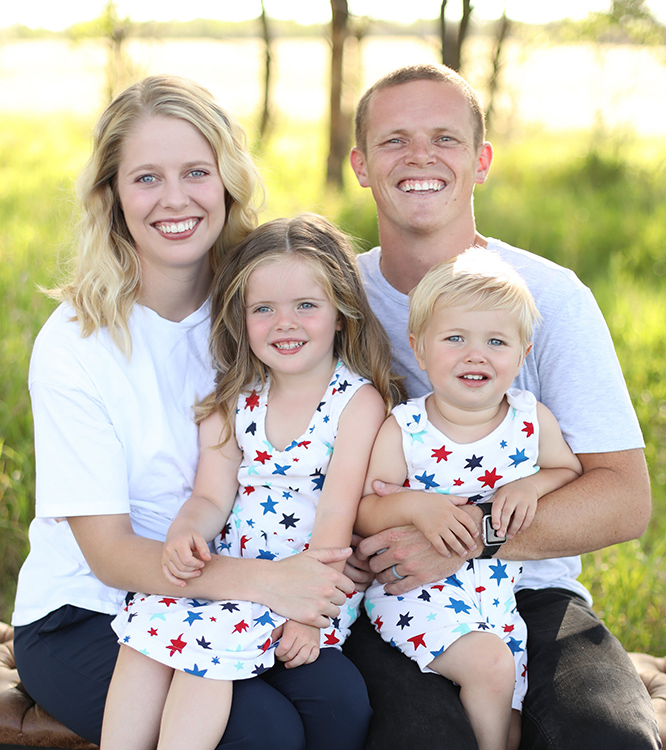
[{"left": 1, "top": 114, "right": 665, "bottom": 655}]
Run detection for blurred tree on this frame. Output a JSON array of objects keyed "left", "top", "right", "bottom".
[
  {"left": 258, "top": 0, "right": 274, "bottom": 140},
  {"left": 327, "top": 0, "right": 351, "bottom": 188},
  {"left": 439, "top": 0, "right": 473, "bottom": 71},
  {"left": 485, "top": 9, "right": 511, "bottom": 133}
]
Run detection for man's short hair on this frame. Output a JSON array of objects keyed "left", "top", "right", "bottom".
[{"left": 355, "top": 63, "right": 486, "bottom": 154}]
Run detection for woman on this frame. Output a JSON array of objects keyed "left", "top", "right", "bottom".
[{"left": 11, "top": 76, "right": 354, "bottom": 749}]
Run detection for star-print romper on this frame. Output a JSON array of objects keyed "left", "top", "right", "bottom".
[
  {"left": 364, "top": 388, "right": 540, "bottom": 710},
  {"left": 112, "top": 361, "right": 366, "bottom": 681}
]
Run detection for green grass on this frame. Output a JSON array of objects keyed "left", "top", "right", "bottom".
[{"left": 1, "top": 114, "right": 665, "bottom": 656}]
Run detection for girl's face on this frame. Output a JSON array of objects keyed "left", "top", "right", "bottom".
[
  {"left": 117, "top": 115, "right": 226, "bottom": 287},
  {"left": 410, "top": 300, "right": 529, "bottom": 421},
  {"left": 245, "top": 256, "right": 341, "bottom": 382}
]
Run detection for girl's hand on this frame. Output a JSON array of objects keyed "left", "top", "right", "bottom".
[
  {"left": 412, "top": 493, "right": 479, "bottom": 557},
  {"left": 162, "top": 527, "right": 212, "bottom": 586},
  {"left": 490, "top": 478, "right": 539, "bottom": 539},
  {"left": 275, "top": 620, "right": 320, "bottom": 668}
]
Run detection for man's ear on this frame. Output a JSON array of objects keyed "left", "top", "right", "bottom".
[
  {"left": 474, "top": 142, "right": 493, "bottom": 185},
  {"left": 350, "top": 147, "right": 370, "bottom": 188}
]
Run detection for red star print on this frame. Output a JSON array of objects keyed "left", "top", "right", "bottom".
[
  {"left": 245, "top": 391, "right": 260, "bottom": 411},
  {"left": 430, "top": 584, "right": 445, "bottom": 592},
  {"left": 503, "top": 624, "right": 515, "bottom": 633},
  {"left": 453, "top": 478, "right": 464, "bottom": 486},
  {"left": 403, "top": 478, "right": 411, "bottom": 488},
  {"left": 240, "top": 535, "right": 250, "bottom": 553},
  {"left": 408, "top": 633, "right": 427, "bottom": 650},
  {"left": 522, "top": 421, "right": 534, "bottom": 437},
  {"left": 431, "top": 445, "right": 453, "bottom": 463},
  {"left": 233, "top": 620, "right": 249, "bottom": 633},
  {"left": 254, "top": 450, "right": 272, "bottom": 464},
  {"left": 346, "top": 589, "right": 358, "bottom": 600},
  {"left": 297, "top": 441, "right": 311, "bottom": 449},
  {"left": 260, "top": 638, "right": 272, "bottom": 653},
  {"left": 243, "top": 485, "right": 255, "bottom": 495},
  {"left": 479, "top": 467, "right": 503, "bottom": 489},
  {"left": 148, "top": 628, "right": 158, "bottom": 636},
  {"left": 475, "top": 586, "right": 486, "bottom": 593},
  {"left": 158, "top": 597, "right": 178, "bottom": 608},
  {"left": 324, "top": 631, "right": 341, "bottom": 646},
  {"left": 166, "top": 634, "right": 187, "bottom": 656},
  {"left": 522, "top": 664, "right": 528, "bottom": 677},
  {"left": 374, "top": 616, "right": 384, "bottom": 631},
  {"left": 209, "top": 617, "right": 217, "bottom": 622}
]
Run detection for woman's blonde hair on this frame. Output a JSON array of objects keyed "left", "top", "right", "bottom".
[
  {"left": 409, "top": 246, "right": 540, "bottom": 357},
  {"left": 199, "top": 213, "right": 405, "bottom": 439},
  {"left": 56, "top": 75, "right": 263, "bottom": 354}
]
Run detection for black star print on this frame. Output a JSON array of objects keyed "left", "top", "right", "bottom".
[
  {"left": 397, "top": 612, "right": 413, "bottom": 630},
  {"left": 464, "top": 454, "right": 483, "bottom": 470},
  {"left": 245, "top": 421, "right": 257, "bottom": 435},
  {"left": 279, "top": 513, "right": 300, "bottom": 530}
]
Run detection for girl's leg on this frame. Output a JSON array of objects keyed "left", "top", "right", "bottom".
[
  {"left": 429, "top": 632, "right": 516, "bottom": 750},
  {"left": 157, "top": 671, "right": 232, "bottom": 750},
  {"left": 264, "top": 648, "right": 372, "bottom": 750},
  {"left": 101, "top": 645, "right": 173, "bottom": 750}
]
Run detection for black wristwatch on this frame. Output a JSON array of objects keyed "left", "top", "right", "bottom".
[{"left": 478, "top": 502, "right": 506, "bottom": 559}]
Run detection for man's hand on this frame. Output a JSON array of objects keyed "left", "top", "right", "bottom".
[
  {"left": 357, "top": 525, "right": 471, "bottom": 595},
  {"left": 344, "top": 533, "right": 375, "bottom": 591}
]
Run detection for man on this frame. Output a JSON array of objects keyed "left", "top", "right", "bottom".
[{"left": 342, "top": 63, "right": 659, "bottom": 749}]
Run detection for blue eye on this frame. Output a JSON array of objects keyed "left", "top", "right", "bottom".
[
  {"left": 137, "top": 174, "right": 156, "bottom": 184},
  {"left": 489, "top": 338, "right": 504, "bottom": 346}
]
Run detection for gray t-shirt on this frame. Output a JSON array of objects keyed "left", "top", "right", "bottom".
[{"left": 357, "top": 239, "right": 644, "bottom": 600}]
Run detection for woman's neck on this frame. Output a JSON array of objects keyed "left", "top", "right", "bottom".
[{"left": 138, "top": 261, "right": 213, "bottom": 322}]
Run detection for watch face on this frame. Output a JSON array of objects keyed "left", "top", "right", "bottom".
[{"left": 483, "top": 515, "right": 506, "bottom": 546}]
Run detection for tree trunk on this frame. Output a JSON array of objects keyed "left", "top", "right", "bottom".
[
  {"left": 485, "top": 11, "right": 511, "bottom": 133},
  {"left": 327, "top": 0, "right": 350, "bottom": 189},
  {"left": 440, "top": 0, "right": 473, "bottom": 72},
  {"left": 258, "top": 0, "right": 273, "bottom": 140}
]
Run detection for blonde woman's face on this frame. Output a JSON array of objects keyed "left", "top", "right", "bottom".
[{"left": 117, "top": 115, "right": 226, "bottom": 286}]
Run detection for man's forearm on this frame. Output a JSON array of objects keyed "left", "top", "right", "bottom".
[{"left": 488, "top": 449, "right": 650, "bottom": 561}]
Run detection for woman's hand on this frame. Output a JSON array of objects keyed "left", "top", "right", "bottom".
[{"left": 263, "top": 547, "right": 355, "bottom": 628}]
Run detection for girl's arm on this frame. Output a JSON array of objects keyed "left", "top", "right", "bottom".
[
  {"left": 491, "top": 402, "right": 583, "bottom": 538},
  {"left": 275, "top": 384, "right": 386, "bottom": 669},
  {"left": 161, "top": 410, "right": 242, "bottom": 585},
  {"left": 355, "top": 416, "right": 478, "bottom": 557},
  {"left": 308, "top": 384, "right": 387, "bottom": 569}
]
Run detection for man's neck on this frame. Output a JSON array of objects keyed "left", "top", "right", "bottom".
[{"left": 378, "top": 225, "right": 488, "bottom": 295}]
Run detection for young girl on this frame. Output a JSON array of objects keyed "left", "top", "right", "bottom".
[
  {"left": 356, "top": 247, "right": 582, "bottom": 750},
  {"left": 102, "top": 214, "right": 404, "bottom": 750}
]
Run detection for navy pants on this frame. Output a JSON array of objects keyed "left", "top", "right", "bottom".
[
  {"left": 343, "top": 588, "right": 661, "bottom": 750},
  {"left": 14, "top": 605, "right": 371, "bottom": 749}
]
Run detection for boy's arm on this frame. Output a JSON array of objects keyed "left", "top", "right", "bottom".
[
  {"left": 491, "top": 402, "right": 583, "bottom": 538},
  {"left": 355, "top": 416, "right": 478, "bottom": 557}
]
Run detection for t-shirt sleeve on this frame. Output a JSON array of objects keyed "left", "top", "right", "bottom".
[{"left": 527, "top": 283, "right": 643, "bottom": 455}]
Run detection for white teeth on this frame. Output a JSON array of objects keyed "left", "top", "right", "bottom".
[
  {"left": 156, "top": 219, "right": 197, "bottom": 234},
  {"left": 462, "top": 374, "right": 485, "bottom": 380},
  {"left": 274, "top": 342, "right": 304, "bottom": 350},
  {"left": 401, "top": 180, "right": 443, "bottom": 192}
]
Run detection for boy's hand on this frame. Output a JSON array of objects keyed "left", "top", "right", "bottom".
[
  {"left": 412, "top": 493, "right": 478, "bottom": 557},
  {"left": 162, "top": 527, "right": 211, "bottom": 586},
  {"left": 275, "top": 619, "right": 320, "bottom": 668},
  {"left": 490, "top": 478, "right": 539, "bottom": 539}
]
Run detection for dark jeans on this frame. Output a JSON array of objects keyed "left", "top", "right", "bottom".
[
  {"left": 343, "top": 587, "right": 661, "bottom": 750},
  {"left": 14, "top": 605, "right": 371, "bottom": 750}
]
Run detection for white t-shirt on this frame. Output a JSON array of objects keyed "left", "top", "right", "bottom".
[
  {"left": 12, "top": 300, "right": 214, "bottom": 626},
  {"left": 357, "top": 239, "right": 644, "bottom": 602}
]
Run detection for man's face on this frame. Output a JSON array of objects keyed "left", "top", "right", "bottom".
[{"left": 350, "top": 79, "right": 492, "bottom": 242}]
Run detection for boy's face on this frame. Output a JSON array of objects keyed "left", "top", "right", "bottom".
[{"left": 410, "top": 301, "right": 530, "bottom": 417}]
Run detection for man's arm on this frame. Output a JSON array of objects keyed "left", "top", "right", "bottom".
[{"left": 359, "top": 447, "right": 650, "bottom": 595}]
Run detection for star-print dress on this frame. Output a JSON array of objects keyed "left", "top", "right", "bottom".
[
  {"left": 364, "top": 388, "right": 540, "bottom": 710},
  {"left": 112, "top": 361, "right": 366, "bottom": 681}
]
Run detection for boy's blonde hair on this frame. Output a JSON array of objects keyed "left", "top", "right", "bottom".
[
  {"left": 198, "top": 214, "right": 405, "bottom": 439},
  {"left": 409, "top": 247, "right": 540, "bottom": 357}
]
